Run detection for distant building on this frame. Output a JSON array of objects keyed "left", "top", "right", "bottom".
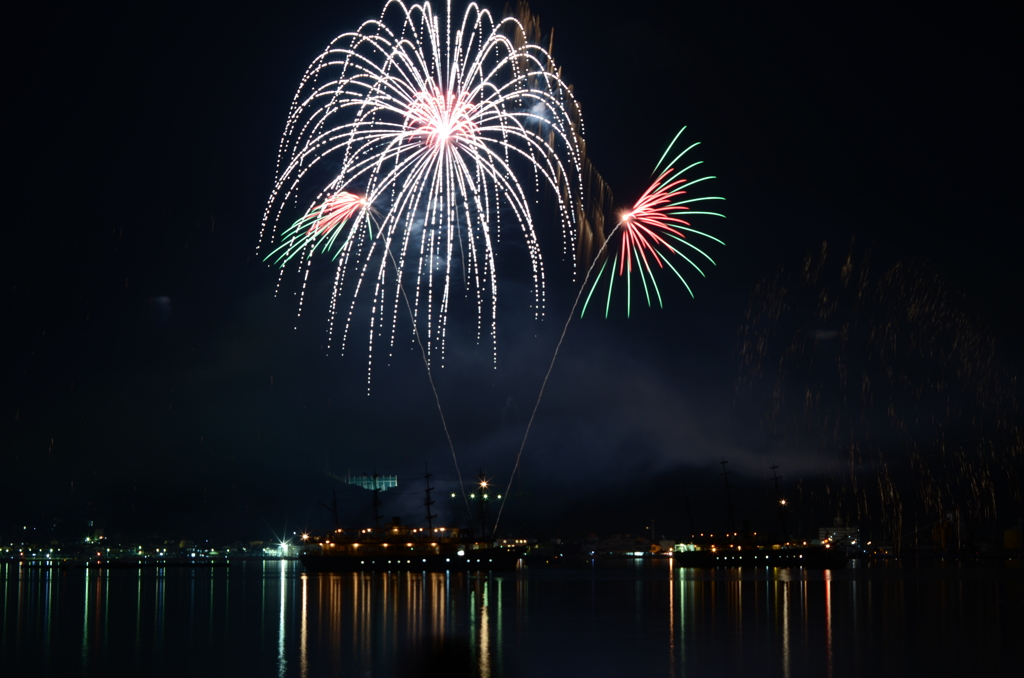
[
  {"left": 346, "top": 472, "right": 398, "bottom": 492},
  {"left": 591, "top": 534, "right": 652, "bottom": 556}
]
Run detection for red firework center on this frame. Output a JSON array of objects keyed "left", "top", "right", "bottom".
[
  {"left": 405, "top": 91, "right": 479, "bottom": 148},
  {"left": 306, "top": 192, "right": 368, "bottom": 235},
  {"left": 618, "top": 170, "right": 691, "bottom": 275}
]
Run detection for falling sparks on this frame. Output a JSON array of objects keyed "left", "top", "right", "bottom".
[{"left": 738, "top": 243, "right": 1023, "bottom": 542}]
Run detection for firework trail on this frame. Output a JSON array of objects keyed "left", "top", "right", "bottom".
[
  {"left": 260, "top": 0, "right": 588, "bottom": 383},
  {"left": 581, "top": 127, "right": 725, "bottom": 318}
]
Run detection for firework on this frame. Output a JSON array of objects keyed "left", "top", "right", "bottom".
[
  {"left": 260, "top": 0, "right": 586, "bottom": 377},
  {"left": 266, "top": 191, "right": 371, "bottom": 264},
  {"left": 580, "top": 128, "right": 725, "bottom": 318}
]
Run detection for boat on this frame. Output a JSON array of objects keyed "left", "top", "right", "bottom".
[
  {"left": 299, "top": 468, "right": 524, "bottom": 573},
  {"left": 298, "top": 520, "right": 523, "bottom": 572},
  {"left": 668, "top": 461, "right": 848, "bottom": 569},
  {"left": 672, "top": 541, "right": 848, "bottom": 569}
]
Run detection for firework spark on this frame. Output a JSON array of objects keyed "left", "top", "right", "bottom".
[
  {"left": 581, "top": 127, "right": 725, "bottom": 317},
  {"left": 260, "top": 0, "right": 586, "bottom": 380}
]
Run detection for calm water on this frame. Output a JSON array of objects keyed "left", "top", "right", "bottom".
[{"left": 2, "top": 559, "right": 1020, "bottom": 677}]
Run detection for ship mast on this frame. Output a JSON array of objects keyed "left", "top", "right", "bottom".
[
  {"left": 476, "top": 470, "right": 491, "bottom": 541},
  {"left": 318, "top": 487, "right": 340, "bottom": 531},
  {"left": 720, "top": 460, "right": 736, "bottom": 535},
  {"left": 371, "top": 469, "right": 382, "bottom": 533},
  {"left": 770, "top": 461, "right": 788, "bottom": 540},
  {"left": 682, "top": 482, "right": 697, "bottom": 538},
  {"left": 423, "top": 463, "right": 437, "bottom": 533}
]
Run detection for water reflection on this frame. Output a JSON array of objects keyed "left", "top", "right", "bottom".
[
  {"left": 82, "top": 566, "right": 89, "bottom": 671},
  {"left": 1, "top": 561, "right": 1020, "bottom": 677},
  {"left": 278, "top": 560, "right": 287, "bottom": 677},
  {"left": 825, "top": 577, "right": 833, "bottom": 678},
  {"left": 781, "top": 577, "right": 790, "bottom": 678},
  {"left": 300, "top": 574, "right": 308, "bottom": 678},
  {"left": 479, "top": 580, "right": 491, "bottom": 678}
]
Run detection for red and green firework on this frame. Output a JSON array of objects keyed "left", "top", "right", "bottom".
[
  {"left": 265, "top": 191, "right": 371, "bottom": 265},
  {"left": 581, "top": 128, "right": 725, "bottom": 317}
]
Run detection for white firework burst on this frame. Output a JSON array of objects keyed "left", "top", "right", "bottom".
[{"left": 260, "top": 0, "right": 586, "bottom": 381}]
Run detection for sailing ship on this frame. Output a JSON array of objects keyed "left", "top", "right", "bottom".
[
  {"left": 298, "top": 520, "right": 522, "bottom": 572},
  {"left": 298, "top": 467, "right": 524, "bottom": 572}
]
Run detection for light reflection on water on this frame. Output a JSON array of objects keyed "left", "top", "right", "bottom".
[{"left": 1, "top": 559, "right": 1021, "bottom": 677}]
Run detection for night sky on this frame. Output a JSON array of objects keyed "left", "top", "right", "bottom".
[{"left": 6, "top": 0, "right": 1021, "bottom": 544}]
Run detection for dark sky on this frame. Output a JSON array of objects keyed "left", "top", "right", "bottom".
[{"left": 5, "top": 0, "right": 1021, "bottom": 543}]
